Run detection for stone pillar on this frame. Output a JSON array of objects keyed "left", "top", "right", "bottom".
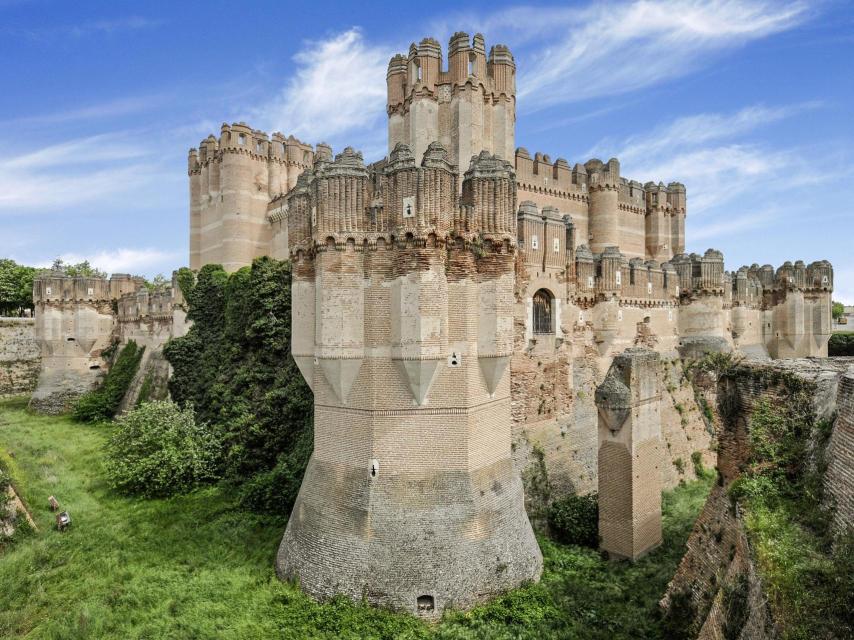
[{"left": 596, "top": 347, "right": 663, "bottom": 560}]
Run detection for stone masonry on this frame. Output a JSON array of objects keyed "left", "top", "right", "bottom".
[
  {"left": 276, "top": 143, "right": 542, "bottom": 619},
  {"left": 596, "top": 348, "right": 663, "bottom": 560},
  {"left": 0, "top": 318, "right": 40, "bottom": 397}
]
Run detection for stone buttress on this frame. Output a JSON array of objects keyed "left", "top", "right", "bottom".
[
  {"left": 277, "top": 144, "right": 542, "bottom": 618},
  {"left": 596, "top": 347, "right": 663, "bottom": 560}
]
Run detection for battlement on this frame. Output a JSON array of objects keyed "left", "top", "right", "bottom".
[
  {"left": 732, "top": 258, "right": 833, "bottom": 306},
  {"left": 572, "top": 245, "right": 680, "bottom": 304},
  {"left": 188, "top": 122, "right": 314, "bottom": 170},
  {"left": 285, "top": 143, "right": 515, "bottom": 254},
  {"left": 116, "top": 286, "right": 177, "bottom": 322},
  {"left": 387, "top": 31, "right": 515, "bottom": 111},
  {"left": 32, "top": 273, "right": 144, "bottom": 304},
  {"left": 387, "top": 31, "right": 515, "bottom": 170}
]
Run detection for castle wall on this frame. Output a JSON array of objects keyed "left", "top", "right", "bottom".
[
  {"left": 28, "top": 275, "right": 128, "bottom": 414},
  {"left": 0, "top": 318, "right": 40, "bottom": 397}
]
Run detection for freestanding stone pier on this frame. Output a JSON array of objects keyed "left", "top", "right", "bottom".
[{"left": 596, "top": 347, "right": 663, "bottom": 560}]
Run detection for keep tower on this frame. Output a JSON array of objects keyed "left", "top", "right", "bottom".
[
  {"left": 387, "top": 32, "right": 516, "bottom": 170},
  {"left": 276, "top": 142, "right": 542, "bottom": 618}
]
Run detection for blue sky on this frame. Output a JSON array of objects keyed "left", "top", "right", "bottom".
[{"left": 1, "top": 1, "right": 853, "bottom": 300}]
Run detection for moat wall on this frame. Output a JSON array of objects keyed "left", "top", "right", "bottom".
[
  {"left": 662, "top": 358, "right": 854, "bottom": 638},
  {"left": 0, "top": 318, "right": 40, "bottom": 398}
]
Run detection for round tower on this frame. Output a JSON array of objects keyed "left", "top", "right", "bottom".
[{"left": 587, "top": 158, "right": 621, "bottom": 253}]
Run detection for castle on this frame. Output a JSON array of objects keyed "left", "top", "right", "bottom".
[{"left": 21, "top": 30, "right": 833, "bottom": 620}]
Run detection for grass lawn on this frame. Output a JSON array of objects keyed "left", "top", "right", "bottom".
[{"left": 0, "top": 396, "right": 713, "bottom": 639}]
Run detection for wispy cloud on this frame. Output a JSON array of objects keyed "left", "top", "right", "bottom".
[
  {"left": 587, "top": 102, "right": 829, "bottom": 216},
  {"left": 0, "top": 133, "right": 174, "bottom": 212},
  {"left": 35, "top": 247, "right": 180, "bottom": 276},
  {"left": 614, "top": 102, "right": 822, "bottom": 165},
  {"left": 0, "top": 96, "right": 167, "bottom": 128},
  {"left": 4, "top": 16, "right": 162, "bottom": 40},
  {"left": 257, "top": 28, "right": 390, "bottom": 155},
  {"left": 435, "top": 1, "right": 811, "bottom": 110}
]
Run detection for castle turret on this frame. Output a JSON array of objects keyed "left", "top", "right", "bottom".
[
  {"left": 277, "top": 146, "right": 541, "bottom": 619},
  {"left": 387, "top": 32, "right": 516, "bottom": 171},
  {"left": 587, "top": 158, "right": 621, "bottom": 253}
]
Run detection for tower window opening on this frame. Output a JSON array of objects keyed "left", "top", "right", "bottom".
[
  {"left": 533, "top": 289, "right": 554, "bottom": 335},
  {"left": 238, "top": 133, "right": 246, "bottom": 146},
  {"left": 468, "top": 52, "right": 476, "bottom": 76}
]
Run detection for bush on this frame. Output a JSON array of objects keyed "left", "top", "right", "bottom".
[
  {"left": 73, "top": 340, "right": 145, "bottom": 422},
  {"left": 104, "top": 400, "right": 219, "bottom": 497},
  {"left": 828, "top": 332, "right": 854, "bottom": 356},
  {"left": 164, "top": 258, "right": 313, "bottom": 514},
  {"left": 547, "top": 492, "right": 598, "bottom": 547}
]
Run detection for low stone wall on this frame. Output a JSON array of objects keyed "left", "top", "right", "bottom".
[
  {"left": 825, "top": 369, "right": 854, "bottom": 531},
  {"left": 0, "top": 318, "right": 40, "bottom": 397}
]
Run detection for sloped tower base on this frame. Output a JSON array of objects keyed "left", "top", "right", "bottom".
[{"left": 276, "top": 453, "right": 542, "bottom": 618}]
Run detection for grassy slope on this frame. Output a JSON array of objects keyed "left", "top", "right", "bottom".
[{"left": 0, "top": 397, "right": 712, "bottom": 640}]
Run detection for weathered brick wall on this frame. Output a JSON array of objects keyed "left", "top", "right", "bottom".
[
  {"left": 826, "top": 372, "right": 854, "bottom": 531},
  {"left": 0, "top": 318, "right": 40, "bottom": 397},
  {"left": 662, "top": 358, "right": 853, "bottom": 638}
]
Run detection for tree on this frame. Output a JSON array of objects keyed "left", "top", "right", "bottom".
[
  {"left": 45, "top": 258, "right": 107, "bottom": 279},
  {"left": 832, "top": 301, "right": 845, "bottom": 321},
  {"left": 0, "top": 259, "right": 36, "bottom": 316}
]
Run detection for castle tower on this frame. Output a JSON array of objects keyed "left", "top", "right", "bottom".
[
  {"left": 586, "top": 158, "right": 621, "bottom": 253},
  {"left": 188, "top": 123, "right": 315, "bottom": 271},
  {"left": 387, "top": 32, "right": 516, "bottom": 171},
  {"left": 277, "top": 144, "right": 541, "bottom": 619},
  {"left": 596, "top": 347, "right": 663, "bottom": 560}
]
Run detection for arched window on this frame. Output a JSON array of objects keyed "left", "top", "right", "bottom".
[{"left": 533, "top": 289, "right": 554, "bottom": 335}]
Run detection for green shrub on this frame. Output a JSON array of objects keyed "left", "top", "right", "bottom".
[
  {"left": 73, "top": 340, "right": 145, "bottom": 422},
  {"left": 164, "top": 258, "right": 313, "bottom": 514},
  {"left": 691, "top": 451, "right": 705, "bottom": 477},
  {"left": 104, "top": 400, "right": 219, "bottom": 497},
  {"left": 828, "top": 332, "right": 854, "bottom": 356},
  {"left": 547, "top": 492, "right": 598, "bottom": 547}
]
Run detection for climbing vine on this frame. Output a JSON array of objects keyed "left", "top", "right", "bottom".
[{"left": 163, "top": 258, "right": 313, "bottom": 513}]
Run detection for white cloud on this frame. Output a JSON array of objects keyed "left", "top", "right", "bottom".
[
  {"left": 0, "top": 133, "right": 176, "bottom": 212},
  {"left": 439, "top": 1, "right": 810, "bottom": 110},
  {"left": 257, "top": 28, "right": 390, "bottom": 148},
  {"left": 35, "top": 248, "right": 180, "bottom": 277},
  {"left": 0, "top": 96, "right": 167, "bottom": 128},
  {"left": 523, "top": 0, "right": 809, "bottom": 107},
  {"left": 615, "top": 103, "right": 821, "bottom": 165}
]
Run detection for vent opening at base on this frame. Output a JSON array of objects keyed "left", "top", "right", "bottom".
[{"left": 416, "top": 595, "right": 434, "bottom": 613}]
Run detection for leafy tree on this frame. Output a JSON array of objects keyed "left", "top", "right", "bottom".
[
  {"left": 143, "top": 273, "right": 169, "bottom": 291},
  {"left": 0, "top": 259, "right": 36, "bottom": 316},
  {"left": 104, "top": 400, "right": 219, "bottom": 497},
  {"left": 832, "top": 300, "right": 845, "bottom": 320},
  {"left": 45, "top": 258, "right": 107, "bottom": 279},
  {"left": 164, "top": 257, "right": 313, "bottom": 513}
]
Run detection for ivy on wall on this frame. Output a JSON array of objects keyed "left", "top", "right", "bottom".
[{"left": 164, "top": 258, "right": 313, "bottom": 514}]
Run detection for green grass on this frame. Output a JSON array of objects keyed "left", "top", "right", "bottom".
[{"left": 0, "top": 397, "right": 713, "bottom": 639}]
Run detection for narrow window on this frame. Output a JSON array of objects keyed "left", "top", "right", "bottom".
[
  {"left": 615, "top": 270, "right": 622, "bottom": 286},
  {"left": 238, "top": 133, "right": 246, "bottom": 145},
  {"left": 532, "top": 289, "right": 553, "bottom": 335},
  {"left": 531, "top": 235, "right": 538, "bottom": 250},
  {"left": 553, "top": 237, "right": 560, "bottom": 253}
]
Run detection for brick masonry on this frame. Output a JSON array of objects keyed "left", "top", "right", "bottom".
[{"left": 0, "top": 318, "right": 40, "bottom": 397}]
